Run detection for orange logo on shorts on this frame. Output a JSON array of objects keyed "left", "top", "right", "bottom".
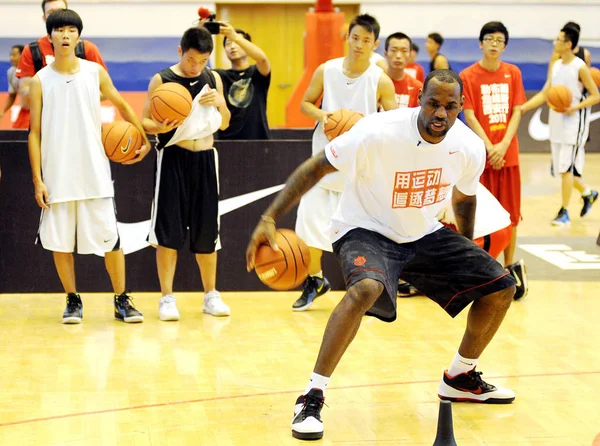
[{"left": 354, "top": 256, "right": 366, "bottom": 266}]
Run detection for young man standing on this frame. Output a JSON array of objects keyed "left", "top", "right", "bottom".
[
  {"left": 28, "top": 9, "right": 150, "bottom": 324},
  {"left": 459, "top": 22, "right": 528, "bottom": 297},
  {"left": 384, "top": 32, "right": 423, "bottom": 108},
  {"left": 1, "top": 45, "right": 24, "bottom": 126},
  {"left": 426, "top": 32, "right": 451, "bottom": 71},
  {"left": 16, "top": 0, "right": 107, "bottom": 129},
  {"left": 292, "top": 14, "right": 397, "bottom": 312},
  {"left": 142, "top": 27, "right": 231, "bottom": 321},
  {"left": 405, "top": 42, "right": 425, "bottom": 83},
  {"left": 247, "top": 70, "right": 516, "bottom": 441},
  {"left": 522, "top": 25, "right": 599, "bottom": 224},
  {"left": 214, "top": 23, "right": 271, "bottom": 140}
]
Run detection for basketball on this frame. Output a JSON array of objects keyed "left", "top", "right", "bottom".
[
  {"left": 324, "top": 108, "right": 364, "bottom": 141},
  {"left": 102, "top": 121, "right": 143, "bottom": 163},
  {"left": 254, "top": 229, "right": 311, "bottom": 291},
  {"left": 590, "top": 67, "right": 600, "bottom": 87},
  {"left": 150, "top": 82, "right": 193, "bottom": 123},
  {"left": 546, "top": 85, "right": 572, "bottom": 112}
]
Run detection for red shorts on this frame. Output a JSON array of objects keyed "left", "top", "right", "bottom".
[
  {"left": 480, "top": 165, "right": 521, "bottom": 226},
  {"left": 12, "top": 108, "right": 29, "bottom": 129},
  {"left": 474, "top": 225, "right": 512, "bottom": 259}
]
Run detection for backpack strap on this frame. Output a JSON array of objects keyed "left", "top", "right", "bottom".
[{"left": 29, "top": 40, "right": 43, "bottom": 74}]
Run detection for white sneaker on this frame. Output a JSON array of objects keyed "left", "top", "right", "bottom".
[
  {"left": 158, "top": 294, "right": 180, "bottom": 321},
  {"left": 203, "top": 290, "right": 231, "bottom": 317}
]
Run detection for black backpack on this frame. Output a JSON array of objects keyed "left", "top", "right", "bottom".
[{"left": 29, "top": 40, "right": 86, "bottom": 73}]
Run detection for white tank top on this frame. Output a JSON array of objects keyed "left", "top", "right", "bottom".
[
  {"left": 38, "top": 59, "right": 113, "bottom": 203},
  {"left": 314, "top": 57, "right": 382, "bottom": 191},
  {"left": 548, "top": 57, "right": 590, "bottom": 146}
]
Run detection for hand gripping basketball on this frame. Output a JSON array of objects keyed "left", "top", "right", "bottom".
[{"left": 246, "top": 215, "right": 279, "bottom": 272}]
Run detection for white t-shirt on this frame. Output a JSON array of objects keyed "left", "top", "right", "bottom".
[
  {"left": 38, "top": 59, "right": 113, "bottom": 203},
  {"left": 438, "top": 183, "right": 511, "bottom": 239},
  {"left": 325, "top": 107, "right": 486, "bottom": 244}
]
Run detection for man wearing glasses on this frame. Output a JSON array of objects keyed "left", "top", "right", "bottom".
[{"left": 459, "top": 22, "right": 528, "bottom": 300}]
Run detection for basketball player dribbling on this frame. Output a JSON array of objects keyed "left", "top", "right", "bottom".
[
  {"left": 293, "top": 14, "right": 397, "bottom": 312},
  {"left": 521, "top": 25, "right": 600, "bottom": 225},
  {"left": 28, "top": 10, "right": 150, "bottom": 324}
]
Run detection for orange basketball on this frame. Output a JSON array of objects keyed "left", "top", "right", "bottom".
[
  {"left": 150, "top": 82, "right": 193, "bottom": 123},
  {"left": 324, "top": 109, "right": 364, "bottom": 141},
  {"left": 590, "top": 67, "right": 600, "bottom": 88},
  {"left": 547, "top": 85, "right": 573, "bottom": 112},
  {"left": 254, "top": 229, "right": 311, "bottom": 291},
  {"left": 102, "top": 121, "right": 143, "bottom": 163}
]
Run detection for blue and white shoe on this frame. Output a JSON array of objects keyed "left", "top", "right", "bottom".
[{"left": 551, "top": 208, "right": 570, "bottom": 226}]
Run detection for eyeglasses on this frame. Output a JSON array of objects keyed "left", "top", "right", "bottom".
[
  {"left": 554, "top": 38, "right": 568, "bottom": 42},
  {"left": 483, "top": 36, "right": 506, "bottom": 45}
]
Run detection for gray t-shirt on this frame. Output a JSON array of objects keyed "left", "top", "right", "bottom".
[{"left": 7, "top": 66, "right": 18, "bottom": 94}]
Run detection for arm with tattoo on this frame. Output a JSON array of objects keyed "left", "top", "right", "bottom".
[
  {"left": 246, "top": 151, "right": 337, "bottom": 269},
  {"left": 451, "top": 186, "right": 477, "bottom": 240}
]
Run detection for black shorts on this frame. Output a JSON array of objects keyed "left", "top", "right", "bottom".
[
  {"left": 332, "top": 227, "right": 515, "bottom": 322},
  {"left": 148, "top": 146, "right": 219, "bottom": 253}
]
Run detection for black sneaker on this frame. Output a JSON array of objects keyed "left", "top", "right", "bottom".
[
  {"left": 397, "top": 281, "right": 421, "bottom": 298},
  {"left": 62, "top": 293, "right": 83, "bottom": 324},
  {"left": 581, "top": 190, "right": 598, "bottom": 217},
  {"left": 291, "top": 388, "right": 325, "bottom": 440},
  {"left": 507, "top": 259, "right": 528, "bottom": 301},
  {"left": 292, "top": 276, "right": 331, "bottom": 311},
  {"left": 114, "top": 292, "right": 144, "bottom": 323},
  {"left": 438, "top": 369, "right": 515, "bottom": 404}
]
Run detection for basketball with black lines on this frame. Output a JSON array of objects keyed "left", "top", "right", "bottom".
[
  {"left": 254, "top": 229, "right": 311, "bottom": 290},
  {"left": 324, "top": 108, "right": 364, "bottom": 141},
  {"left": 150, "top": 82, "right": 193, "bottom": 123},
  {"left": 102, "top": 121, "right": 142, "bottom": 163}
]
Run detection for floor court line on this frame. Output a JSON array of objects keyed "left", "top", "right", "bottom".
[{"left": 2, "top": 369, "right": 599, "bottom": 428}]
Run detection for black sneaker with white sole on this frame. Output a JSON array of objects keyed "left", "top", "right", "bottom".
[
  {"left": 62, "top": 293, "right": 83, "bottom": 324},
  {"left": 114, "top": 292, "right": 144, "bottom": 323},
  {"left": 507, "top": 259, "right": 528, "bottom": 301},
  {"left": 292, "top": 276, "right": 331, "bottom": 311},
  {"left": 438, "top": 369, "right": 515, "bottom": 404},
  {"left": 291, "top": 388, "right": 325, "bottom": 440}
]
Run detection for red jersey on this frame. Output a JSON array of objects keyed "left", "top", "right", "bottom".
[
  {"left": 391, "top": 74, "right": 422, "bottom": 108},
  {"left": 14, "top": 37, "right": 106, "bottom": 128},
  {"left": 405, "top": 62, "right": 425, "bottom": 83},
  {"left": 460, "top": 61, "right": 526, "bottom": 167}
]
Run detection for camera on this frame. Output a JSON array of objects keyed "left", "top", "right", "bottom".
[{"left": 204, "top": 20, "right": 221, "bottom": 35}]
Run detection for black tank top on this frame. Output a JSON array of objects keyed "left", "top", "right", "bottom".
[
  {"left": 156, "top": 67, "right": 217, "bottom": 150},
  {"left": 429, "top": 53, "right": 452, "bottom": 72},
  {"left": 575, "top": 46, "right": 586, "bottom": 63}
]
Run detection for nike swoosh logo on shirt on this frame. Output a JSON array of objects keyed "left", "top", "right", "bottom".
[
  {"left": 449, "top": 151, "right": 459, "bottom": 155},
  {"left": 190, "top": 81, "right": 199, "bottom": 86}
]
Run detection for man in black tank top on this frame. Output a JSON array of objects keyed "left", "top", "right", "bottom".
[
  {"left": 141, "top": 27, "right": 232, "bottom": 322},
  {"left": 550, "top": 22, "right": 592, "bottom": 66},
  {"left": 426, "top": 32, "right": 452, "bottom": 72},
  {"left": 214, "top": 23, "right": 272, "bottom": 140}
]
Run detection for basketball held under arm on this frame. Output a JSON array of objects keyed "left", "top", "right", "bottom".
[
  {"left": 378, "top": 73, "right": 398, "bottom": 111},
  {"left": 141, "top": 74, "right": 177, "bottom": 134},
  {"left": 567, "top": 66, "right": 600, "bottom": 112}
]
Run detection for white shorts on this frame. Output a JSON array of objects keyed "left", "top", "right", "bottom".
[
  {"left": 37, "top": 198, "right": 120, "bottom": 254},
  {"left": 551, "top": 142, "right": 585, "bottom": 176},
  {"left": 295, "top": 186, "right": 342, "bottom": 252}
]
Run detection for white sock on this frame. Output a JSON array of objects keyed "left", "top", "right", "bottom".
[
  {"left": 582, "top": 188, "right": 592, "bottom": 197},
  {"left": 447, "top": 352, "right": 478, "bottom": 377},
  {"left": 311, "top": 271, "right": 324, "bottom": 279},
  {"left": 305, "top": 372, "right": 330, "bottom": 395}
]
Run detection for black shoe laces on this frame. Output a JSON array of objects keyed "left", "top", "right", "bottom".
[
  {"left": 303, "top": 276, "right": 317, "bottom": 292},
  {"left": 116, "top": 293, "right": 135, "bottom": 310},
  {"left": 467, "top": 370, "right": 495, "bottom": 391},
  {"left": 302, "top": 393, "right": 325, "bottom": 421},
  {"left": 65, "top": 295, "right": 80, "bottom": 313}
]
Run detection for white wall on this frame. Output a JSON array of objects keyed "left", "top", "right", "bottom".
[
  {"left": 360, "top": 1, "right": 600, "bottom": 39},
  {"left": 1, "top": 1, "right": 599, "bottom": 39}
]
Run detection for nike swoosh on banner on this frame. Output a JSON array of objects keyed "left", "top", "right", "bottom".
[
  {"left": 98, "top": 184, "right": 285, "bottom": 257},
  {"left": 529, "top": 108, "right": 600, "bottom": 141}
]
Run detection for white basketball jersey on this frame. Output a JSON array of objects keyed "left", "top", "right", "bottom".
[
  {"left": 548, "top": 57, "right": 590, "bottom": 146},
  {"left": 314, "top": 57, "right": 382, "bottom": 191},
  {"left": 38, "top": 59, "right": 113, "bottom": 203}
]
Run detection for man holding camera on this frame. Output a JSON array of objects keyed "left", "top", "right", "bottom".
[{"left": 208, "top": 22, "right": 271, "bottom": 140}]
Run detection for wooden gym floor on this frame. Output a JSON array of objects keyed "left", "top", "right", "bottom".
[{"left": 1, "top": 154, "right": 599, "bottom": 446}]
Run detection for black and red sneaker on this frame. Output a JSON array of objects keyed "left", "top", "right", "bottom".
[
  {"left": 291, "top": 388, "right": 325, "bottom": 440},
  {"left": 438, "top": 369, "right": 515, "bottom": 404}
]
